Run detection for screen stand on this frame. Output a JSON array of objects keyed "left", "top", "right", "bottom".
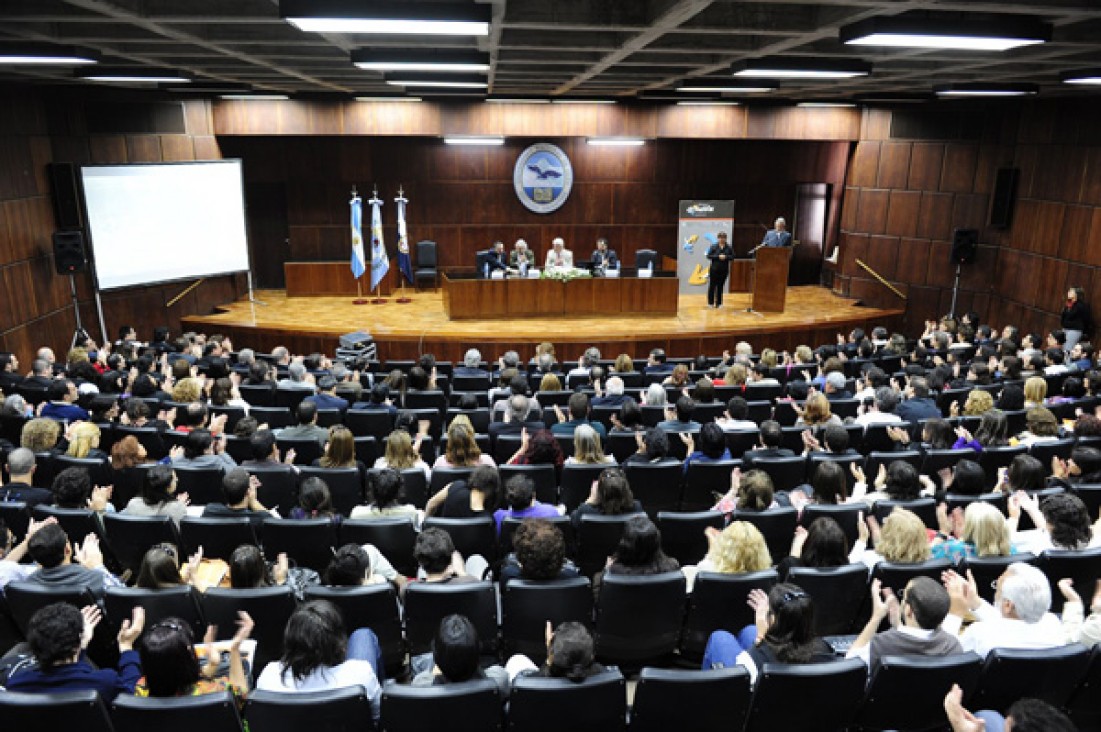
[
  {"left": 68, "top": 274, "right": 89, "bottom": 351},
  {"left": 246, "top": 270, "right": 266, "bottom": 306}
]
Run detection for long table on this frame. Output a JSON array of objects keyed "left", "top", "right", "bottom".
[{"left": 442, "top": 272, "right": 679, "bottom": 319}]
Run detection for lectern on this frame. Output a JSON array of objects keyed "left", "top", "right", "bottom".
[{"left": 751, "top": 246, "right": 791, "bottom": 312}]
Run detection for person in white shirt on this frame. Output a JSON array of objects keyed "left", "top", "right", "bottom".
[
  {"left": 941, "top": 563, "right": 1066, "bottom": 658},
  {"left": 854, "top": 386, "right": 904, "bottom": 428},
  {"left": 545, "top": 237, "right": 574, "bottom": 269},
  {"left": 256, "top": 599, "right": 383, "bottom": 720},
  {"left": 0, "top": 516, "right": 52, "bottom": 590}
]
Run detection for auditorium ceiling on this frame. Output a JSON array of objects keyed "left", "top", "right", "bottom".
[{"left": 0, "top": 0, "right": 1099, "bottom": 102}]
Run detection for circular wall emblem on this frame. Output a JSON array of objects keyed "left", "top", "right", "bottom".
[{"left": 513, "top": 143, "right": 573, "bottom": 214}]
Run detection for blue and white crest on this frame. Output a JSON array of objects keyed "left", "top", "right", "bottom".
[{"left": 513, "top": 143, "right": 573, "bottom": 214}]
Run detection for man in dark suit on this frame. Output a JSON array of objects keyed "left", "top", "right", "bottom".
[
  {"left": 895, "top": 376, "right": 941, "bottom": 423},
  {"left": 741, "top": 420, "right": 795, "bottom": 468},
  {"left": 23, "top": 358, "right": 54, "bottom": 390},
  {"left": 643, "top": 348, "right": 674, "bottom": 376},
  {"left": 761, "top": 217, "right": 792, "bottom": 248},
  {"left": 823, "top": 371, "right": 853, "bottom": 401},
  {"left": 591, "top": 237, "right": 618, "bottom": 272},
  {"left": 485, "top": 240, "right": 508, "bottom": 274},
  {"left": 591, "top": 376, "right": 629, "bottom": 408},
  {"left": 0, "top": 352, "right": 22, "bottom": 391},
  {"left": 488, "top": 394, "right": 544, "bottom": 448},
  {"left": 453, "top": 348, "right": 489, "bottom": 378}
]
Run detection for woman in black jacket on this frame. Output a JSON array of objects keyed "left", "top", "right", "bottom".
[{"left": 1062, "top": 286, "right": 1091, "bottom": 354}]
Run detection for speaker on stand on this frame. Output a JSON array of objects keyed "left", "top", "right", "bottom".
[
  {"left": 948, "top": 229, "right": 978, "bottom": 318},
  {"left": 52, "top": 230, "right": 91, "bottom": 349}
]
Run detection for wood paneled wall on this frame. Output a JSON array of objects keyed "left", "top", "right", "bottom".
[
  {"left": 833, "top": 98, "right": 1101, "bottom": 337},
  {"left": 219, "top": 135, "right": 850, "bottom": 282},
  {"left": 0, "top": 87, "right": 243, "bottom": 366}
]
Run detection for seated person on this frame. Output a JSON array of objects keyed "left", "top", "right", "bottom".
[
  {"left": 5, "top": 602, "right": 143, "bottom": 701},
  {"left": 551, "top": 393, "right": 607, "bottom": 439},
  {"left": 425, "top": 464, "right": 500, "bottom": 519},
  {"left": 656, "top": 396, "right": 701, "bottom": 432},
  {"left": 591, "top": 237, "right": 618, "bottom": 271},
  {"left": 324, "top": 542, "right": 406, "bottom": 592},
  {"left": 484, "top": 240, "right": 508, "bottom": 274},
  {"left": 26, "top": 522, "right": 123, "bottom": 599},
  {"left": 498, "top": 518, "right": 580, "bottom": 585},
  {"left": 545, "top": 237, "right": 574, "bottom": 269},
  {"left": 510, "top": 238, "right": 536, "bottom": 270},
  {"left": 492, "top": 474, "right": 560, "bottom": 534},
  {"left": 0, "top": 516, "right": 52, "bottom": 590},
  {"left": 136, "top": 611, "right": 253, "bottom": 701},
  {"left": 505, "top": 621, "right": 607, "bottom": 683},
  {"left": 202, "top": 468, "right": 275, "bottom": 528},
  {"left": 410, "top": 614, "right": 509, "bottom": 697},
  {"left": 847, "top": 577, "right": 962, "bottom": 671},
  {"left": 410, "top": 527, "right": 487, "bottom": 586}
]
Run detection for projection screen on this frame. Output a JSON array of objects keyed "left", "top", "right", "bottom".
[{"left": 79, "top": 160, "right": 250, "bottom": 290}]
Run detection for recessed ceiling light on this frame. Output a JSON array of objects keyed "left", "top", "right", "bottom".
[
  {"left": 840, "top": 14, "right": 1050, "bottom": 51},
  {"left": 934, "top": 83, "right": 1039, "bottom": 97},
  {"left": 587, "top": 138, "right": 646, "bottom": 146},
  {"left": 77, "top": 67, "right": 190, "bottom": 83},
  {"left": 351, "top": 50, "right": 489, "bottom": 73},
  {"left": 385, "top": 72, "right": 487, "bottom": 89},
  {"left": 444, "top": 136, "right": 505, "bottom": 145},
  {"left": 797, "top": 102, "right": 858, "bottom": 108},
  {"left": 0, "top": 44, "right": 99, "bottom": 65},
  {"left": 281, "top": 0, "right": 490, "bottom": 36},
  {"left": 677, "top": 85, "right": 775, "bottom": 93},
  {"left": 732, "top": 58, "right": 871, "bottom": 79},
  {"left": 1061, "top": 69, "right": 1101, "bottom": 85}
]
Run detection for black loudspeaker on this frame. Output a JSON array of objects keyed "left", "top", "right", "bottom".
[
  {"left": 53, "top": 230, "right": 87, "bottom": 274},
  {"left": 48, "top": 162, "right": 83, "bottom": 230},
  {"left": 950, "top": 229, "right": 978, "bottom": 265},
  {"left": 989, "top": 167, "right": 1019, "bottom": 229}
]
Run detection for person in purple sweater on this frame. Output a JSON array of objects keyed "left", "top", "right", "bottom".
[
  {"left": 6, "top": 602, "right": 144, "bottom": 701},
  {"left": 492, "top": 474, "right": 560, "bottom": 534}
]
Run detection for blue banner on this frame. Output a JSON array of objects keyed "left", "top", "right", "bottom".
[
  {"left": 369, "top": 194, "right": 389, "bottom": 292},
  {"left": 395, "top": 193, "right": 414, "bottom": 285}
]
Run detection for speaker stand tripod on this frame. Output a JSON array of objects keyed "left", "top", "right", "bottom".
[
  {"left": 948, "top": 263, "right": 962, "bottom": 319},
  {"left": 68, "top": 273, "right": 89, "bottom": 350}
]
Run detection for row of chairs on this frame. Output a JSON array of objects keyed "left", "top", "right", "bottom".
[{"left": 4, "top": 643, "right": 1100, "bottom": 732}]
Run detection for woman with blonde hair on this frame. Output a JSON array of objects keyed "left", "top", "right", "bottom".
[
  {"left": 1023, "top": 376, "right": 1047, "bottom": 410},
  {"left": 20, "top": 417, "right": 61, "bottom": 453},
  {"left": 66, "top": 422, "right": 107, "bottom": 460},
  {"left": 759, "top": 349, "right": 779, "bottom": 369},
  {"left": 724, "top": 363, "right": 748, "bottom": 388},
  {"left": 796, "top": 392, "right": 840, "bottom": 429},
  {"left": 314, "top": 424, "right": 367, "bottom": 483},
  {"left": 374, "top": 428, "right": 431, "bottom": 478},
  {"left": 1016, "top": 407, "right": 1061, "bottom": 447},
  {"left": 612, "top": 353, "right": 634, "bottom": 374},
  {"left": 566, "top": 424, "right": 615, "bottom": 465},
  {"left": 698, "top": 521, "right": 772, "bottom": 574},
  {"left": 961, "top": 389, "right": 994, "bottom": 417},
  {"left": 932, "top": 501, "right": 1014, "bottom": 562},
  {"left": 662, "top": 363, "right": 690, "bottom": 388},
  {"left": 433, "top": 420, "right": 495, "bottom": 469},
  {"left": 171, "top": 377, "right": 204, "bottom": 404},
  {"left": 538, "top": 373, "right": 562, "bottom": 392},
  {"left": 853, "top": 507, "right": 930, "bottom": 568}
]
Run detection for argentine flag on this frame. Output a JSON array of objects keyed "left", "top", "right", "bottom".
[
  {"left": 350, "top": 194, "right": 366, "bottom": 279},
  {"left": 396, "top": 192, "right": 414, "bottom": 284},
  {"left": 369, "top": 194, "right": 389, "bottom": 291}
]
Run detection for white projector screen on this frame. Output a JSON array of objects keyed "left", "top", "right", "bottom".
[{"left": 80, "top": 160, "right": 250, "bottom": 290}]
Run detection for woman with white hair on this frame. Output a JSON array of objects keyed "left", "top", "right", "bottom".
[
  {"left": 566, "top": 424, "right": 615, "bottom": 465},
  {"left": 510, "top": 239, "right": 534, "bottom": 269},
  {"left": 641, "top": 383, "right": 666, "bottom": 407}
]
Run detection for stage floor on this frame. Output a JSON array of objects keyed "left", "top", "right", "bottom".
[{"left": 182, "top": 286, "right": 904, "bottom": 362}]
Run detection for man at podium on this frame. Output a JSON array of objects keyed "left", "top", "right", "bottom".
[{"left": 761, "top": 217, "right": 792, "bottom": 248}]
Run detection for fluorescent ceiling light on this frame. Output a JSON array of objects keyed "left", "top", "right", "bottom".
[
  {"left": 220, "top": 94, "right": 290, "bottom": 100},
  {"left": 587, "top": 138, "right": 645, "bottom": 146},
  {"left": 797, "top": 102, "right": 857, "bottom": 108},
  {"left": 677, "top": 85, "right": 775, "bottom": 93},
  {"left": 676, "top": 101, "right": 740, "bottom": 106},
  {"left": 444, "top": 136, "right": 505, "bottom": 145},
  {"left": 1062, "top": 69, "right": 1101, "bottom": 85},
  {"left": 934, "top": 83, "right": 1038, "bottom": 97},
  {"left": 386, "top": 72, "right": 486, "bottom": 89},
  {"left": 165, "top": 82, "right": 252, "bottom": 94},
  {"left": 355, "top": 96, "right": 422, "bottom": 102},
  {"left": 351, "top": 50, "right": 489, "bottom": 73},
  {"left": 486, "top": 98, "right": 550, "bottom": 104},
  {"left": 78, "top": 67, "right": 190, "bottom": 83},
  {"left": 840, "top": 14, "right": 1050, "bottom": 51},
  {"left": 0, "top": 45, "right": 99, "bottom": 65},
  {"left": 281, "top": 0, "right": 490, "bottom": 35},
  {"left": 552, "top": 99, "right": 616, "bottom": 104},
  {"left": 732, "top": 58, "right": 871, "bottom": 79}
]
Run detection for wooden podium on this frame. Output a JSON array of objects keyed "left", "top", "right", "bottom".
[{"left": 751, "top": 246, "right": 791, "bottom": 312}]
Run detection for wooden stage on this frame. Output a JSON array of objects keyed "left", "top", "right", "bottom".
[{"left": 182, "top": 286, "right": 904, "bottom": 363}]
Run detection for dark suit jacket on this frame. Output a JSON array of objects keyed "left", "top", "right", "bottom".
[
  {"left": 742, "top": 446, "right": 796, "bottom": 468},
  {"left": 761, "top": 229, "right": 792, "bottom": 248},
  {"left": 486, "top": 250, "right": 508, "bottom": 271},
  {"left": 895, "top": 397, "right": 941, "bottom": 423},
  {"left": 592, "top": 249, "right": 619, "bottom": 270}
]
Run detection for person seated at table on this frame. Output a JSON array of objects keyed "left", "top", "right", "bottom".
[
  {"left": 510, "top": 238, "right": 536, "bottom": 270},
  {"left": 545, "top": 237, "right": 574, "bottom": 269},
  {"left": 591, "top": 237, "right": 618, "bottom": 272},
  {"left": 486, "top": 241, "right": 508, "bottom": 274}
]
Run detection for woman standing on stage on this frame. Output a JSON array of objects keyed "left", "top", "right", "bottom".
[
  {"left": 706, "top": 232, "right": 733, "bottom": 309},
  {"left": 1062, "top": 286, "right": 1091, "bottom": 354}
]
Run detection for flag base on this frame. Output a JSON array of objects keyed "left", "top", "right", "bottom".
[
  {"left": 352, "top": 298, "right": 371, "bottom": 305},
  {"left": 395, "top": 296, "right": 412, "bottom": 304},
  {"left": 369, "top": 297, "right": 388, "bottom": 305}
]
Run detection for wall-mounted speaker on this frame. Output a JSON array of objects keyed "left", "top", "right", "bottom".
[
  {"left": 989, "top": 167, "right": 1019, "bottom": 229},
  {"left": 53, "top": 230, "right": 86, "bottom": 274},
  {"left": 950, "top": 229, "right": 978, "bottom": 265},
  {"left": 48, "top": 162, "right": 83, "bottom": 231}
]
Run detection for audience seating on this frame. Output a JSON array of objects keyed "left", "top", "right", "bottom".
[
  {"left": 429, "top": 466, "right": 474, "bottom": 495},
  {"left": 304, "top": 584, "right": 405, "bottom": 676},
  {"left": 422, "top": 516, "right": 497, "bottom": 565},
  {"left": 508, "top": 670, "right": 627, "bottom": 732},
  {"left": 743, "top": 658, "right": 867, "bottom": 732},
  {"left": 200, "top": 586, "right": 297, "bottom": 670},
  {"left": 501, "top": 577, "right": 594, "bottom": 662},
  {"left": 380, "top": 678, "right": 501, "bottom": 732},
  {"left": 498, "top": 463, "right": 558, "bottom": 505},
  {"left": 297, "top": 466, "right": 362, "bottom": 515},
  {"left": 872, "top": 498, "right": 937, "bottom": 529},
  {"left": 179, "top": 517, "right": 258, "bottom": 560},
  {"left": 731, "top": 507, "right": 798, "bottom": 564},
  {"left": 559, "top": 464, "right": 609, "bottom": 512},
  {"left": 680, "top": 569, "right": 779, "bottom": 659},
  {"left": 623, "top": 463, "right": 683, "bottom": 520},
  {"left": 576, "top": 513, "right": 644, "bottom": 578},
  {"left": 105, "top": 585, "right": 205, "bottom": 638},
  {"left": 594, "top": 571, "right": 685, "bottom": 666},
  {"left": 969, "top": 644, "right": 1091, "bottom": 714},
  {"left": 245, "top": 687, "right": 375, "bottom": 732},
  {"left": 111, "top": 690, "right": 244, "bottom": 732},
  {"left": 799, "top": 503, "right": 863, "bottom": 548},
  {"left": 0, "top": 690, "right": 114, "bottom": 732},
  {"left": 959, "top": 553, "right": 1038, "bottom": 604},
  {"left": 655, "top": 511, "right": 723, "bottom": 566},
  {"left": 1038, "top": 547, "right": 1101, "bottom": 614},
  {"left": 172, "top": 465, "right": 227, "bottom": 506},
  {"left": 0, "top": 500, "right": 29, "bottom": 540},
  {"left": 102, "top": 514, "right": 179, "bottom": 577},
  {"left": 243, "top": 465, "right": 299, "bottom": 515},
  {"left": 852, "top": 653, "right": 983, "bottom": 732},
  {"left": 403, "top": 582, "right": 498, "bottom": 655},
  {"left": 339, "top": 517, "right": 419, "bottom": 577},
  {"left": 629, "top": 667, "right": 750, "bottom": 732},
  {"left": 32, "top": 505, "right": 104, "bottom": 544},
  {"left": 786, "top": 564, "right": 868, "bottom": 635},
  {"left": 680, "top": 460, "right": 737, "bottom": 512},
  {"left": 499, "top": 515, "right": 574, "bottom": 557},
  {"left": 260, "top": 518, "right": 337, "bottom": 572}
]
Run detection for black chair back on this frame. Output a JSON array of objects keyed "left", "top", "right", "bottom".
[
  {"left": 297, "top": 466, "right": 363, "bottom": 515},
  {"left": 799, "top": 503, "right": 864, "bottom": 548},
  {"left": 243, "top": 465, "right": 299, "bottom": 515},
  {"left": 51, "top": 454, "right": 109, "bottom": 488},
  {"left": 593, "top": 571, "right": 686, "bottom": 665},
  {"left": 854, "top": 653, "right": 983, "bottom": 732},
  {"left": 305, "top": 584, "right": 405, "bottom": 676},
  {"left": 869, "top": 559, "right": 954, "bottom": 595},
  {"left": 499, "top": 463, "right": 558, "bottom": 505},
  {"left": 340, "top": 517, "right": 419, "bottom": 577},
  {"left": 5, "top": 581, "right": 96, "bottom": 635},
  {"left": 971, "top": 644, "right": 1091, "bottom": 713},
  {"left": 629, "top": 667, "right": 750, "bottom": 732},
  {"left": 560, "top": 464, "right": 610, "bottom": 513},
  {"left": 786, "top": 564, "right": 869, "bottom": 635},
  {"left": 249, "top": 406, "right": 294, "bottom": 429},
  {"left": 245, "top": 687, "right": 375, "bottom": 732},
  {"left": 680, "top": 569, "right": 779, "bottom": 659},
  {"left": 731, "top": 507, "right": 798, "bottom": 565},
  {"left": 872, "top": 497, "right": 937, "bottom": 529},
  {"left": 744, "top": 658, "right": 867, "bottom": 732},
  {"left": 379, "top": 678, "right": 502, "bottom": 732},
  {"left": 978, "top": 445, "right": 1027, "bottom": 489},
  {"left": 681, "top": 460, "right": 738, "bottom": 512},
  {"left": 752, "top": 456, "right": 807, "bottom": 493},
  {"left": 501, "top": 577, "right": 594, "bottom": 661},
  {"left": 429, "top": 466, "right": 474, "bottom": 494},
  {"left": 624, "top": 462, "right": 684, "bottom": 519},
  {"left": 509, "top": 671, "right": 627, "bottom": 732},
  {"left": 105, "top": 585, "right": 205, "bottom": 639},
  {"left": 0, "top": 500, "right": 29, "bottom": 540},
  {"left": 102, "top": 513, "right": 180, "bottom": 577},
  {"left": 239, "top": 384, "right": 275, "bottom": 407},
  {"left": 345, "top": 410, "right": 394, "bottom": 439},
  {"left": 959, "top": 553, "right": 1038, "bottom": 604},
  {"left": 403, "top": 581, "right": 499, "bottom": 655},
  {"left": 1039, "top": 547, "right": 1101, "bottom": 613},
  {"left": 173, "top": 465, "right": 226, "bottom": 505},
  {"left": 112, "top": 690, "right": 243, "bottom": 732},
  {"left": 0, "top": 690, "right": 113, "bottom": 732},
  {"left": 656, "top": 511, "right": 723, "bottom": 566},
  {"left": 422, "top": 516, "right": 497, "bottom": 565},
  {"left": 576, "top": 513, "right": 644, "bottom": 578},
  {"left": 200, "top": 586, "right": 297, "bottom": 670},
  {"left": 261, "top": 518, "right": 337, "bottom": 572},
  {"left": 179, "top": 516, "right": 259, "bottom": 560},
  {"left": 32, "top": 505, "right": 104, "bottom": 543}
]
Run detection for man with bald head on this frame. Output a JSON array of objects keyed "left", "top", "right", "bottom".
[{"left": 761, "top": 217, "right": 792, "bottom": 248}]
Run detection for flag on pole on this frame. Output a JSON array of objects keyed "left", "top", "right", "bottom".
[
  {"left": 350, "top": 193, "right": 366, "bottom": 279},
  {"left": 369, "top": 192, "right": 389, "bottom": 292},
  {"left": 395, "top": 189, "right": 414, "bottom": 285}
]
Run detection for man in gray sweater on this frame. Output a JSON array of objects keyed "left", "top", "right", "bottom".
[{"left": 847, "top": 576, "right": 962, "bottom": 672}]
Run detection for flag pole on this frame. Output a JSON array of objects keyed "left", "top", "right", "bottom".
[
  {"left": 369, "top": 185, "right": 388, "bottom": 305},
  {"left": 395, "top": 184, "right": 412, "bottom": 304},
  {"left": 351, "top": 184, "right": 370, "bottom": 305}
]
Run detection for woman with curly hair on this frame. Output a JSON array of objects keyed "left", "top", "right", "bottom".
[
  {"left": 961, "top": 389, "right": 994, "bottom": 417},
  {"left": 507, "top": 428, "right": 565, "bottom": 475},
  {"left": 498, "top": 518, "right": 579, "bottom": 585},
  {"left": 853, "top": 507, "right": 930, "bottom": 568},
  {"left": 21, "top": 417, "right": 61, "bottom": 453},
  {"left": 171, "top": 377, "right": 204, "bottom": 404},
  {"left": 695, "top": 520, "right": 772, "bottom": 574},
  {"left": 796, "top": 392, "right": 841, "bottom": 429},
  {"left": 1009, "top": 490, "right": 1096, "bottom": 553}
]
